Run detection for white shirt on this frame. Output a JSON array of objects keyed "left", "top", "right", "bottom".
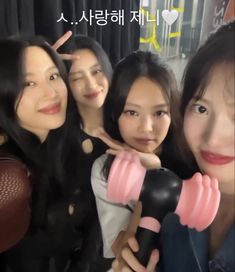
[{"left": 91, "top": 154, "right": 132, "bottom": 258}]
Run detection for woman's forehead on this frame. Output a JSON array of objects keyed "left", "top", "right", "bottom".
[{"left": 196, "top": 62, "right": 234, "bottom": 100}]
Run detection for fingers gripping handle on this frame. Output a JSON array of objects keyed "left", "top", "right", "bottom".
[
  {"left": 134, "top": 217, "right": 161, "bottom": 266},
  {"left": 135, "top": 229, "right": 159, "bottom": 266}
]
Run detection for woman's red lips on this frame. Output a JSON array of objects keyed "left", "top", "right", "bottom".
[
  {"left": 39, "top": 103, "right": 61, "bottom": 114},
  {"left": 201, "top": 150, "right": 235, "bottom": 165},
  {"left": 84, "top": 92, "right": 100, "bottom": 99}
]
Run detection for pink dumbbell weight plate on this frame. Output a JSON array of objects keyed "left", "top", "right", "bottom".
[{"left": 107, "top": 151, "right": 220, "bottom": 231}]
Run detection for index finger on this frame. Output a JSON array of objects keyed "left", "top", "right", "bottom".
[
  {"left": 52, "top": 30, "right": 72, "bottom": 50},
  {"left": 146, "top": 249, "right": 159, "bottom": 272},
  {"left": 58, "top": 53, "right": 80, "bottom": 61},
  {"left": 121, "top": 247, "right": 146, "bottom": 272},
  {"left": 97, "top": 132, "right": 124, "bottom": 151}
]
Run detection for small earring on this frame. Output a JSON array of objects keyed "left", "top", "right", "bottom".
[{"left": 0, "top": 134, "right": 8, "bottom": 145}]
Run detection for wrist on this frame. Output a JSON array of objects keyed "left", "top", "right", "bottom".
[{"left": 145, "top": 160, "right": 161, "bottom": 170}]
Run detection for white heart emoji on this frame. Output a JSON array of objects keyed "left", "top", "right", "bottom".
[{"left": 162, "top": 10, "right": 179, "bottom": 26}]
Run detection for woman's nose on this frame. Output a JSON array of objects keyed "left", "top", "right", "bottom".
[
  {"left": 204, "top": 114, "right": 234, "bottom": 147},
  {"left": 43, "top": 82, "right": 58, "bottom": 98},
  {"left": 138, "top": 116, "right": 154, "bottom": 132},
  {"left": 86, "top": 75, "right": 97, "bottom": 90}
]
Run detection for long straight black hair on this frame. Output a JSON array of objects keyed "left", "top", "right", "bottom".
[
  {"left": 61, "top": 35, "right": 113, "bottom": 189},
  {"left": 0, "top": 36, "right": 70, "bottom": 229},
  {"left": 103, "top": 51, "right": 190, "bottom": 178}
]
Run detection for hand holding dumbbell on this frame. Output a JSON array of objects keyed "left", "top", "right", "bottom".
[{"left": 107, "top": 151, "right": 221, "bottom": 266}]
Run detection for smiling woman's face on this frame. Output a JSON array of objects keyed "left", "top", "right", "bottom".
[
  {"left": 16, "top": 46, "right": 67, "bottom": 142},
  {"left": 183, "top": 62, "right": 235, "bottom": 194},
  {"left": 69, "top": 49, "right": 109, "bottom": 110}
]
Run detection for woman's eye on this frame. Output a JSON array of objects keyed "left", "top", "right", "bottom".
[
  {"left": 154, "top": 111, "right": 168, "bottom": 117},
  {"left": 50, "top": 73, "right": 60, "bottom": 80},
  {"left": 71, "top": 76, "right": 83, "bottom": 82},
  {"left": 123, "top": 110, "right": 139, "bottom": 117},
  {"left": 193, "top": 104, "right": 208, "bottom": 114},
  {"left": 92, "top": 69, "right": 102, "bottom": 76},
  {"left": 24, "top": 81, "right": 35, "bottom": 87},
  {"left": 72, "top": 78, "right": 81, "bottom": 82}
]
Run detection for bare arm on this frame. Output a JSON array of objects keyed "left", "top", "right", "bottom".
[
  {"left": 112, "top": 202, "right": 142, "bottom": 256},
  {"left": 111, "top": 201, "right": 159, "bottom": 272},
  {"left": 113, "top": 236, "right": 159, "bottom": 272}
]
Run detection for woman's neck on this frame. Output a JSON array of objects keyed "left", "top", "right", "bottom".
[
  {"left": 209, "top": 192, "right": 235, "bottom": 257},
  {"left": 217, "top": 192, "right": 234, "bottom": 221},
  {"left": 78, "top": 105, "right": 103, "bottom": 136}
]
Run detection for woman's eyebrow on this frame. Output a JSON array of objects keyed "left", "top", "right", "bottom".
[
  {"left": 193, "top": 96, "right": 210, "bottom": 104},
  {"left": 152, "top": 103, "right": 169, "bottom": 109},
  {"left": 124, "top": 102, "right": 140, "bottom": 108},
  {"left": 69, "top": 63, "right": 101, "bottom": 76},
  {"left": 90, "top": 63, "right": 101, "bottom": 69},
  {"left": 24, "top": 65, "right": 57, "bottom": 76},
  {"left": 125, "top": 103, "right": 169, "bottom": 108}
]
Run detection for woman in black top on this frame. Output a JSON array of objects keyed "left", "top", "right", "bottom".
[
  {"left": 61, "top": 36, "right": 113, "bottom": 271},
  {"left": 0, "top": 36, "right": 75, "bottom": 271}
]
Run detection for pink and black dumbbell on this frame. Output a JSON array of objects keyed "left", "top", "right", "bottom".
[{"left": 107, "top": 151, "right": 221, "bottom": 266}]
